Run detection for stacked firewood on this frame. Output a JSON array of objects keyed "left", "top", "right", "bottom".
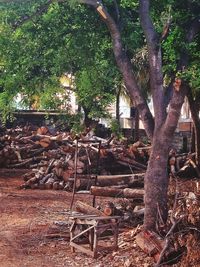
[
  {"left": 19, "top": 140, "right": 148, "bottom": 191},
  {"left": 168, "top": 149, "right": 200, "bottom": 178},
  {"left": 0, "top": 125, "right": 150, "bottom": 191},
  {"left": 70, "top": 199, "right": 145, "bottom": 226},
  {"left": 0, "top": 125, "right": 198, "bottom": 192}
]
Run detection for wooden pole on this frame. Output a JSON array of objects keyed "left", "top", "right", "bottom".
[
  {"left": 92, "top": 141, "right": 101, "bottom": 207},
  {"left": 69, "top": 139, "right": 79, "bottom": 211}
]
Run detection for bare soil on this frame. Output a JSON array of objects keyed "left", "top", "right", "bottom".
[{"left": 0, "top": 169, "right": 154, "bottom": 267}]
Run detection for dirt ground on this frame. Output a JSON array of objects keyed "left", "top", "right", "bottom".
[{"left": 0, "top": 169, "right": 154, "bottom": 267}]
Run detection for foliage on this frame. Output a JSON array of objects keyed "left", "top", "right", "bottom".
[
  {"left": 70, "top": 113, "right": 85, "bottom": 135},
  {"left": 0, "top": 0, "right": 118, "bottom": 120},
  {"left": 0, "top": 0, "right": 199, "bottom": 122},
  {"left": 109, "top": 118, "right": 123, "bottom": 139},
  {"left": 75, "top": 67, "right": 116, "bottom": 120},
  {"left": 161, "top": 0, "right": 200, "bottom": 92}
]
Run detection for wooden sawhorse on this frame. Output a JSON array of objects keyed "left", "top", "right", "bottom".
[{"left": 69, "top": 215, "right": 120, "bottom": 258}]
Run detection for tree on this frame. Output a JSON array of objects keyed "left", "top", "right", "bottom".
[
  {"left": 160, "top": 0, "right": 200, "bottom": 168},
  {"left": 75, "top": 67, "right": 116, "bottom": 126},
  {"left": 0, "top": 0, "right": 199, "bottom": 231},
  {"left": 0, "top": 1, "right": 118, "bottom": 123},
  {"left": 78, "top": 0, "right": 199, "bottom": 230}
]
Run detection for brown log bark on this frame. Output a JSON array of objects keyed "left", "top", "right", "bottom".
[
  {"left": 96, "top": 173, "right": 144, "bottom": 187},
  {"left": 116, "top": 157, "right": 147, "bottom": 171},
  {"left": 90, "top": 186, "right": 144, "bottom": 199},
  {"left": 20, "top": 176, "right": 40, "bottom": 189},
  {"left": 69, "top": 173, "right": 144, "bottom": 189},
  {"left": 75, "top": 200, "right": 105, "bottom": 216},
  {"left": 7, "top": 156, "right": 47, "bottom": 168}
]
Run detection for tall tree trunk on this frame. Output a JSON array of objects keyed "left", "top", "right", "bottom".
[
  {"left": 82, "top": 106, "right": 93, "bottom": 128},
  {"left": 187, "top": 90, "right": 200, "bottom": 168},
  {"left": 144, "top": 131, "right": 170, "bottom": 230}
]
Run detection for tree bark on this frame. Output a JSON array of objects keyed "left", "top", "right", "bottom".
[
  {"left": 144, "top": 81, "right": 187, "bottom": 230},
  {"left": 143, "top": 133, "right": 169, "bottom": 229}
]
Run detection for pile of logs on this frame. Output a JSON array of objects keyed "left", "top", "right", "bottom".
[
  {"left": 0, "top": 125, "right": 150, "bottom": 191},
  {"left": 168, "top": 149, "right": 200, "bottom": 178},
  {"left": 1, "top": 124, "right": 197, "bottom": 193},
  {"left": 74, "top": 199, "right": 144, "bottom": 220}
]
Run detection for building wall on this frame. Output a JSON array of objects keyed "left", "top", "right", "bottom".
[{"left": 172, "top": 132, "right": 192, "bottom": 152}]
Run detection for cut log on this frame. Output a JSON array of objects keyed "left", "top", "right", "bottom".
[
  {"left": 102, "top": 201, "right": 123, "bottom": 216},
  {"left": 123, "top": 188, "right": 144, "bottom": 198},
  {"left": 135, "top": 230, "right": 165, "bottom": 259},
  {"left": 20, "top": 176, "right": 40, "bottom": 189},
  {"left": 75, "top": 200, "right": 105, "bottom": 216},
  {"left": 36, "top": 137, "right": 51, "bottom": 148},
  {"left": 44, "top": 177, "right": 55, "bottom": 189},
  {"left": 7, "top": 156, "right": 47, "bottom": 168},
  {"left": 96, "top": 173, "right": 144, "bottom": 187},
  {"left": 135, "top": 230, "right": 174, "bottom": 262},
  {"left": 116, "top": 156, "right": 147, "bottom": 171},
  {"left": 90, "top": 186, "right": 144, "bottom": 199},
  {"left": 37, "top": 126, "right": 49, "bottom": 135},
  {"left": 69, "top": 173, "right": 144, "bottom": 190}
]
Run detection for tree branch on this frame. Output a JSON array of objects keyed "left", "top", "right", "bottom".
[
  {"left": 80, "top": 0, "right": 155, "bottom": 139},
  {"left": 163, "top": 82, "right": 188, "bottom": 137},
  {"left": 113, "top": 0, "right": 121, "bottom": 26},
  {"left": 139, "top": 0, "right": 165, "bottom": 130},
  {"left": 9, "top": 0, "right": 65, "bottom": 29},
  {"left": 139, "top": 0, "right": 158, "bottom": 48},
  {"left": 164, "top": 17, "right": 200, "bottom": 136},
  {"left": 186, "top": 17, "right": 200, "bottom": 42},
  {"left": 12, "top": 0, "right": 55, "bottom": 29},
  {"left": 160, "top": 19, "right": 171, "bottom": 42}
]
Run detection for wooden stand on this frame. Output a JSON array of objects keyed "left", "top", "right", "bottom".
[{"left": 69, "top": 215, "right": 120, "bottom": 258}]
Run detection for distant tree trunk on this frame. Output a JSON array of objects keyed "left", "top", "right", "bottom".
[
  {"left": 77, "top": 104, "right": 81, "bottom": 112},
  {"left": 191, "top": 125, "right": 195, "bottom": 153},
  {"left": 116, "top": 87, "right": 121, "bottom": 123},
  {"left": 134, "top": 108, "right": 139, "bottom": 142},
  {"left": 82, "top": 106, "right": 93, "bottom": 128},
  {"left": 187, "top": 89, "right": 200, "bottom": 168}
]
